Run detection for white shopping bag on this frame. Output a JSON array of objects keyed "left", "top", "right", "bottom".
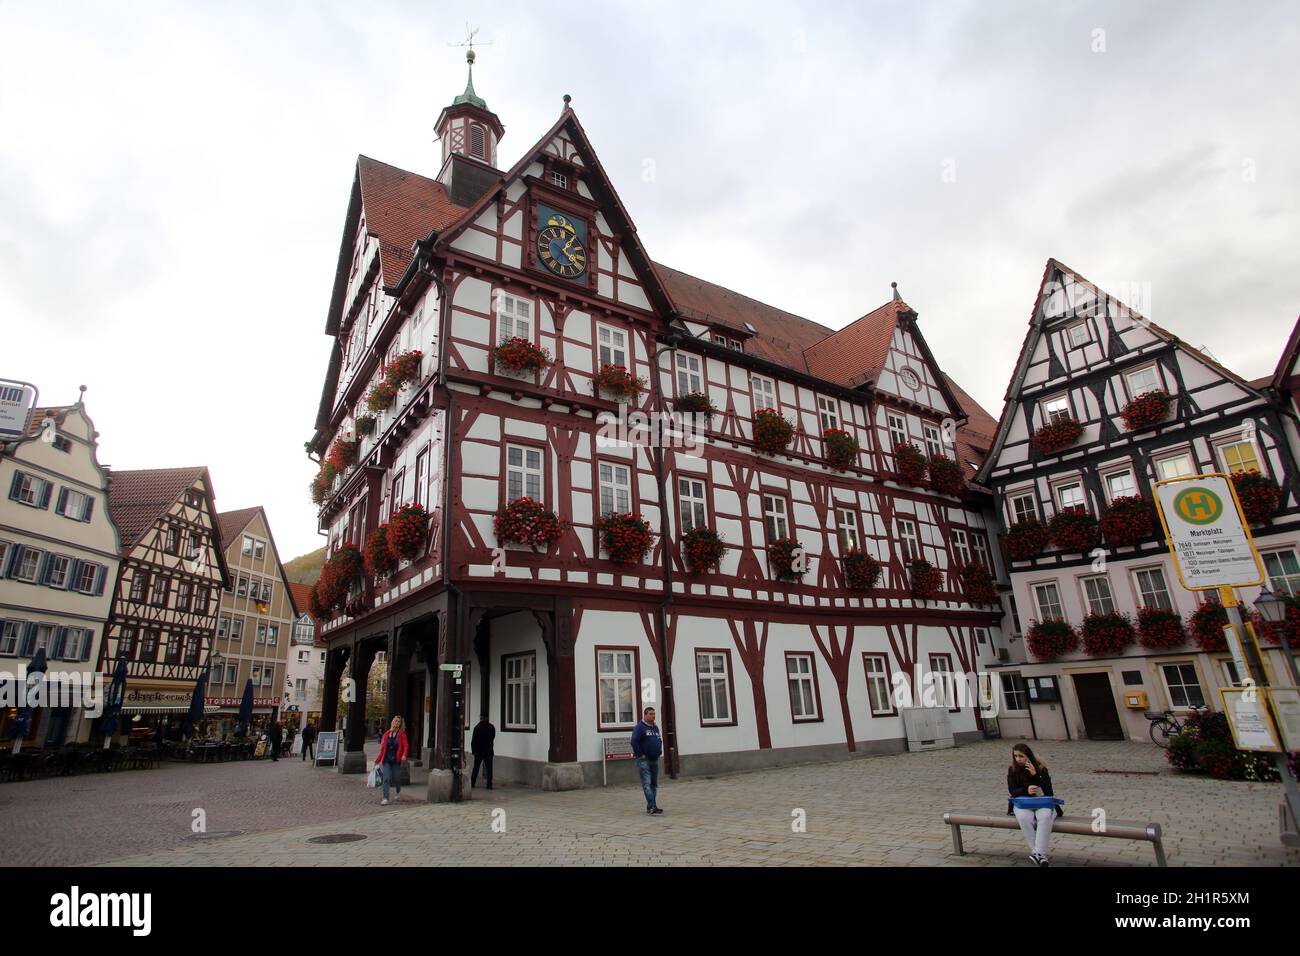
[{"left": 366, "top": 766, "right": 381, "bottom": 788}]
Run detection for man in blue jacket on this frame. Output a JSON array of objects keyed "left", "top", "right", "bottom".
[{"left": 629, "top": 706, "right": 664, "bottom": 814}]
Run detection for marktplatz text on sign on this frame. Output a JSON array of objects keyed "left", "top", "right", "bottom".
[{"left": 1154, "top": 474, "right": 1264, "bottom": 590}]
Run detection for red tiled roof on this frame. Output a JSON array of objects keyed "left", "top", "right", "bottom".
[
  {"left": 803, "top": 300, "right": 912, "bottom": 388},
  {"left": 357, "top": 156, "right": 470, "bottom": 288},
  {"left": 653, "top": 262, "right": 834, "bottom": 371},
  {"left": 215, "top": 507, "right": 260, "bottom": 553},
  {"left": 107, "top": 466, "right": 208, "bottom": 550},
  {"left": 22, "top": 405, "right": 75, "bottom": 438},
  {"left": 286, "top": 582, "right": 326, "bottom": 635}
]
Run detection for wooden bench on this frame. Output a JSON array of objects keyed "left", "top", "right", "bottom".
[{"left": 943, "top": 811, "right": 1167, "bottom": 866}]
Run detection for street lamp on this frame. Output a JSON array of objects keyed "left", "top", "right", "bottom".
[{"left": 1253, "top": 585, "right": 1287, "bottom": 624}]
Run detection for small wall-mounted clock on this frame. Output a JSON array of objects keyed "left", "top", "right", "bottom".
[
  {"left": 900, "top": 367, "right": 922, "bottom": 391},
  {"left": 535, "top": 204, "right": 588, "bottom": 280}
]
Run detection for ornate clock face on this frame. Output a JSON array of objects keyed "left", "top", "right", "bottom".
[
  {"left": 536, "top": 211, "right": 588, "bottom": 279},
  {"left": 900, "top": 367, "right": 921, "bottom": 390}
]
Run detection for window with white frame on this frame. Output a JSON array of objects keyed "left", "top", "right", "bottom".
[
  {"left": 1001, "top": 673, "right": 1029, "bottom": 712},
  {"left": 63, "top": 628, "right": 91, "bottom": 660},
  {"left": 1263, "top": 550, "right": 1300, "bottom": 597},
  {"left": 763, "top": 494, "right": 789, "bottom": 542},
  {"left": 598, "top": 461, "right": 632, "bottom": 518},
  {"left": 242, "top": 536, "right": 255, "bottom": 556},
  {"left": 1221, "top": 659, "right": 1244, "bottom": 687},
  {"left": 751, "top": 375, "right": 776, "bottom": 411},
  {"left": 217, "top": 617, "right": 229, "bottom": 640},
  {"left": 497, "top": 294, "right": 532, "bottom": 342},
  {"left": 230, "top": 619, "right": 243, "bottom": 640},
  {"left": 1055, "top": 481, "right": 1085, "bottom": 510},
  {"left": 863, "top": 654, "right": 892, "bottom": 715},
  {"left": 295, "top": 678, "right": 307, "bottom": 700},
  {"left": 1134, "top": 566, "right": 1174, "bottom": 610},
  {"left": 256, "top": 624, "right": 267, "bottom": 644},
  {"left": 45, "top": 555, "right": 70, "bottom": 589},
  {"left": 506, "top": 444, "right": 544, "bottom": 504},
  {"left": 887, "top": 412, "right": 907, "bottom": 450},
  {"left": 150, "top": 576, "right": 169, "bottom": 607},
  {"left": 1125, "top": 364, "right": 1161, "bottom": 397},
  {"left": 16, "top": 549, "right": 42, "bottom": 583},
  {"left": 898, "top": 518, "right": 920, "bottom": 562},
  {"left": 696, "top": 651, "right": 732, "bottom": 724},
  {"left": 1033, "top": 581, "right": 1064, "bottom": 619},
  {"left": 1105, "top": 469, "right": 1137, "bottom": 501},
  {"left": 32, "top": 623, "right": 55, "bottom": 656},
  {"left": 0, "top": 621, "right": 20, "bottom": 655},
  {"left": 225, "top": 663, "right": 237, "bottom": 684},
  {"left": 786, "top": 653, "right": 819, "bottom": 720},
  {"left": 1066, "top": 322, "right": 1090, "bottom": 348},
  {"left": 549, "top": 170, "right": 568, "bottom": 189},
  {"left": 504, "top": 653, "right": 537, "bottom": 730},
  {"left": 597, "top": 325, "right": 628, "bottom": 368},
  {"left": 176, "top": 582, "right": 191, "bottom": 612},
  {"left": 1041, "top": 395, "right": 1071, "bottom": 424},
  {"left": 678, "top": 477, "right": 707, "bottom": 532},
  {"left": 74, "top": 562, "right": 99, "bottom": 594},
  {"left": 0, "top": 541, "right": 8, "bottom": 576},
  {"left": 1160, "top": 663, "right": 1205, "bottom": 709},
  {"left": 971, "top": 533, "right": 991, "bottom": 572},
  {"left": 923, "top": 423, "right": 943, "bottom": 458},
  {"left": 57, "top": 488, "right": 92, "bottom": 521},
  {"left": 413, "top": 448, "right": 429, "bottom": 510},
  {"left": 1082, "top": 575, "right": 1116, "bottom": 615},
  {"left": 1216, "top": 439, "right": 1262, "bottom": 475},
  {"left": 11, "top": 472, "right": 49, "bottom": 507},
  {"left": 818, "top": 397, "right": 839, "bottom": 431},
  {"left": 129, "top": 571, "right": 147, "bottom": 602},
  {"left": 1155, "top": 451, "right": 1195, "bottom": 480},
  {"left": 836, "top": 507, "right": 860, "bottom": 552},
  {"left": 676, "top": 353, "right": 702, "bottom": 394},
  {"left": 268, "top": 625, "right": 278, "bottom": 645},
  {"left": 236, "top": 577, "right": 247, "bottom": 598},
  {"left": 929, "top": 655, "right": 954, "bottom": 708},
  {"left": 951, "top": 528, "right": 971, "bottom": 565},
  {"left": 597, "top": 649, "right": 637, "bottom": 729},
  {"left": 1010, "top": 492, "right": 1037, "bottom": 524}
]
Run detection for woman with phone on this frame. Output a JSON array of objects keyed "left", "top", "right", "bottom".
[{"left": 1007, "top": 743, "right": 1063, "bottom": 866}]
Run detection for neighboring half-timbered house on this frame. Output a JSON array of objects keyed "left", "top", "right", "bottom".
[
  {"left": 307, "top": 58, "right": 1010, "bottom": 796},
  {"left": 977, "top": 260, "right": 1300, "bottom": 743},
  {"left": 100, "top": 467, "right": 230, "bottom": 739}
]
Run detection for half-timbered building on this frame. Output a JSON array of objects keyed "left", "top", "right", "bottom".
[
  {"left": 308, "top": 57, "right": 1010, "bottom": 796},
  {"left": 100, "top": 467, "right": 230, "bottom": 738},
  {"left": 978, "top": 260, "right": 1300, "bottom": 742}
]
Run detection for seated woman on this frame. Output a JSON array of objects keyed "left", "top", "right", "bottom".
[{"left": 1007, "top": 743, "right": 1063, "bottom": 866}]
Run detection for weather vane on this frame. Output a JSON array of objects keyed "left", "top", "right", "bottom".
[{"left": 448, "top": 23, "right": 492, "bottom": 66}]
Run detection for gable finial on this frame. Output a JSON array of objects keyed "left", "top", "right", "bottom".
[
  {"left": 448, "top": 24, "right": 492, "bottom": 109},
  {"left": 563, "top": 93, "right": 572, "bottom": 112},
  {"left": 891, "top": 281, "right": 901, "bottom": 302}
]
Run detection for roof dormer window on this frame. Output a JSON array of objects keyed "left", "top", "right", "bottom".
[{"left": 549, "top": 170, "right": 568, "bottom": 189}]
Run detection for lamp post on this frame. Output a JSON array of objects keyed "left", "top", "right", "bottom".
[
  {"left": 1253, "top": 586, "right": 1300, "bottom": 685},
  {"left": 1248, "top": 585, "right": 1300, "bottom": 844}
]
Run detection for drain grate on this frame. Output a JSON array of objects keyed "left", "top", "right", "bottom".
[
  {"left": 186, "top": 830, "right": 244, "bottom": 840},
  {"left": 307, "top": 833, "right": 368, "bottom": 845}
]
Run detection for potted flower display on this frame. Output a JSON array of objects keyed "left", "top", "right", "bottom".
[
  {"left": 895, "top": 441, "right": 927, "bottom": 486},
  {"left": 1048, "top": 506, "right": 1101, "bottom": 553},
  {"left": 1006, "top": 517, "right": 1050, "bottom": 560},
  {"left": 327, "top": 436, "right": 359, "bottom": 471},
  {"left": 1026, "top": 619, "right": 1078, "bottom": 661},
  {"left": 1080, "top": 611, "right": 1136, "bottom": 656},
  {"left": 927, "top": 454, "right": 965, "bottom": 496},
  {"left": 909, "top": 558, "right": 943, "bottom": 601},
  {"left": 1100, "top": 495, "right": 1155, "bottom": 547},
  {"left": 387, "top": 503, "right": 431, "bottom": 561},
  {"left": 384, "top": 350, "right": 423, "bottom": 388},
  {"left": 682, "top": 526, "right": 726, "bottom": 574},
  {"left": 766, "top": 537, "right": 806, "bottom": 582},
  {"left": 1231, "top": 469, "right": 1281, "bottom": 525},
  {"left": 823, "top": 428, "right": 859, "bottom": 471},
  {"left": 957, "top": 561, "right": 997, "bottom": 605},
  {"left": 1137, "top": 606, "right": 1187, "bottom": 649},
  {"left": 492, "top": 337, "right": 551, "bottom": 375},
  {"left": 493, "top": 496, "right": 565, "bottom": 549},
  {"left": 843, "top": 549, "right": 882, "bottom": 591},
  {"left": 1031, "top": 415, "right": 1083, "bottom": 454},
  {"left": 753, "top": 408, "right": 794, "bottom": 455},
  {"left": 310, "top": 462, "right": 338, "bottom": 505},
  {"left": 364, "top": 525, "right": 398, "bottom": 578},
  {"left": 673, "top": 391, "right": 718, "bottom": 416},
  {"left": 592, "top": 363, "right": 646, "bottom": 401},
  {"left": 1120, "top": 389, "right": 1171, "bottom": 431},
  {"left": 354, "top": 414, "right": 377, "bottom": 437},
  {"left": 597, "top": 512, "right": 654, "bottom": 565},
  {"left": 366, "top": 380, "right": 398, "bottom": 413}
]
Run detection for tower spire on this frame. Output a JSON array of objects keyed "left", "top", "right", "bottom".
[{"left": 449, "top": 24, "right": 491, "bottom": 110}]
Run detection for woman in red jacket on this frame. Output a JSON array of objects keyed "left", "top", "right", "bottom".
[{"left": 375, "top": 716, "right": 409, "bottom": 805}]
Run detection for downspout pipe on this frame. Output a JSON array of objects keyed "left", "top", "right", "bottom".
[{"left": 651, "top": 332, "right": 683, "bottom": 777}]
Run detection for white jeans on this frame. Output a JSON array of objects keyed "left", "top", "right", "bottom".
[{"left": 1013, "top": 807, "right": 1055, "bottom": 857}]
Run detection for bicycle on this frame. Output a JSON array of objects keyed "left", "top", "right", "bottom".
[{"left": 1146, "top": 704, "right": 1204, "bottom": 748}]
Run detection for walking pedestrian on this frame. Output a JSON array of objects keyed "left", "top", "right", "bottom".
[
  {"left": 1007, "top": 743, "right": 1063, "bottom": 866},
  {"left": 470, "top": 716, "right": 495, "bottom": 789},
  {"left": 300, "top": 723, "right": 317, "bottom": 761},
  {"left": 284, "top": 724, "right": 296, "bottom": 757},
  {"left": 375, "top": 715, "right": 409, "bottom": 805},
  {"left": 267, "top": 720, "right": 283, "bottom": 762},
  {"left": 630, "top": 706, "right": 664, "bottom": 815}
]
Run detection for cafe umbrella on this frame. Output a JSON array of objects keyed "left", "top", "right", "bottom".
[
  {"left": 236, "top": 678, "right": 254, "bottom": 738},
  {"left": 182, "top": 667, "right": 209, "bottom": 740},
  {"left": 98, "top": 656, "right": 129, "bottom": 750},
  {"left": 10, "top": 647, "right": 48, "bottom": 754}
]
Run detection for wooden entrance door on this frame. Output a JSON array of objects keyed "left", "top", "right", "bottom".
[{"left": 1072, "top": 673, "right": 1124, "bottom": 740}]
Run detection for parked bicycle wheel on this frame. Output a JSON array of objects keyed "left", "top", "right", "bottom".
[{"left": 1149, "top": 717, "right": 1178, "bottom": 748}]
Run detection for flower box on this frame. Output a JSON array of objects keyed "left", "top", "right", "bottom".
[
  {"left": 364, "top": 525, "right": 398, "bottom": 578},
  {"left": 1137, "top": 606, "right": 1186, "bottom": 649},
  {"left": 366, "top": 381, "right": 397, "bottom": 413},
  {"left": 673, "top": 392, "right": 718, "bottom": 416},
  {"left": 1048, "top": 506, "right": 1100, "bottom": 553},
  {"left": 354, "top": 414, "right": 377, "bottom": 437},
  {"left": 1006, "top": 517, "right": 1049, "bottom": 560},
  {"left": 1031, "top": 415, "right": 1083, "bottom": 454},
  {"left": 682, "top": 526, "right": 725, "bottom": 574},
  {"left": 387, "top": 503, "right": 431, "bottom": 562},
  {"left": 597, "top": 512, "right": 654, "bottom": 565},
  {"left": 1100, "top": 495, "right": 1155, "bottom": 547},
  {"left": 308, "top": 581, "right": 329, "bottom": 620},
  {"left": 592, "top": 363, "right": 646, "bottom": 402},
  {"left": 766, "top": 537, "right": 806, "bottom": 582},
  {"left": 753, "top": 408, "right": 794, "bottom": 455},
  {"left": 1187, "top": 599, "right": 1262, "bottom": 652},
  {"left": 843, "top": 549, "right": 882, "bottom": 591},
  {"left": 823, "top": 428, "right": 859, "bottom": 471},
  {"left": 957, "top": 561, "right": 997, "bottom": 606},
  {"left": 493, "top": 497, "right": 564, "bottom": 549},
  {"left": 317, "top": 544, "right": 363, "bottom": 612},
  {"left": 384, "top": 350, "right": 423, "bottom": 388},
  {"left": 1231, "top": 469, "right": 1281, "bottom": 525},
  {"left": 327, "top": 437, "right": 359, "bottom": 471},
  {"left": 492, "top": 337, "right": 551, "bottom": 375},
  {"left": 895, "top": 441, "right": 927, "bottom": 486},
  {"left": 909, "top": 558, "right": 942, "bottom": 601},
  {"left": 1120, "top": 389, "right": 1170, "bottom": 431},
  {"left": 1080, "top": 611, "right": 1136, "bottom": 656},
  {"left": 310, "top": 462, "right": 338, "bottom": 505},
  {"left": 927, "top": 454, "right": 965, "bottom": 496},
  {"left": 1026, "top": 619, "right": 1078, "bottom": 661}
]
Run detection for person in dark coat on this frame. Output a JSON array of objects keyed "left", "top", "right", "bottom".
[
  {"left": 300, "top": 723, "right": 317, "bottom": 761},
  {"left": 470, "top": 716, "right": 495, "bottom": 789},
  {"left": 1007, "top": 743, "right": 1062, "bottom": 866},
  {"left": 267, "top": 720, "right": 283, "bottom": 762},
  {"left": 284, "top": 724, "right": 296, "bottom": 756},
  {"left": 630, "top": 706, "right": 664, "bottom": 815}
]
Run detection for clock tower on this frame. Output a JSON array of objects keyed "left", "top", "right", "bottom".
[{"left": 434, "top": 47, "right": 505, "bottom": 205}]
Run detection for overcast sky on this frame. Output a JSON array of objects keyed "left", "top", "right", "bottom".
[{"left": 3, "top": 0, "right": 1297, "bottom": 560}]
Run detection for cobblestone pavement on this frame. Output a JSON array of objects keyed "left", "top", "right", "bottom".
[{"left": 5, "top": 739, "right": 1297, "bottom": 866}]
